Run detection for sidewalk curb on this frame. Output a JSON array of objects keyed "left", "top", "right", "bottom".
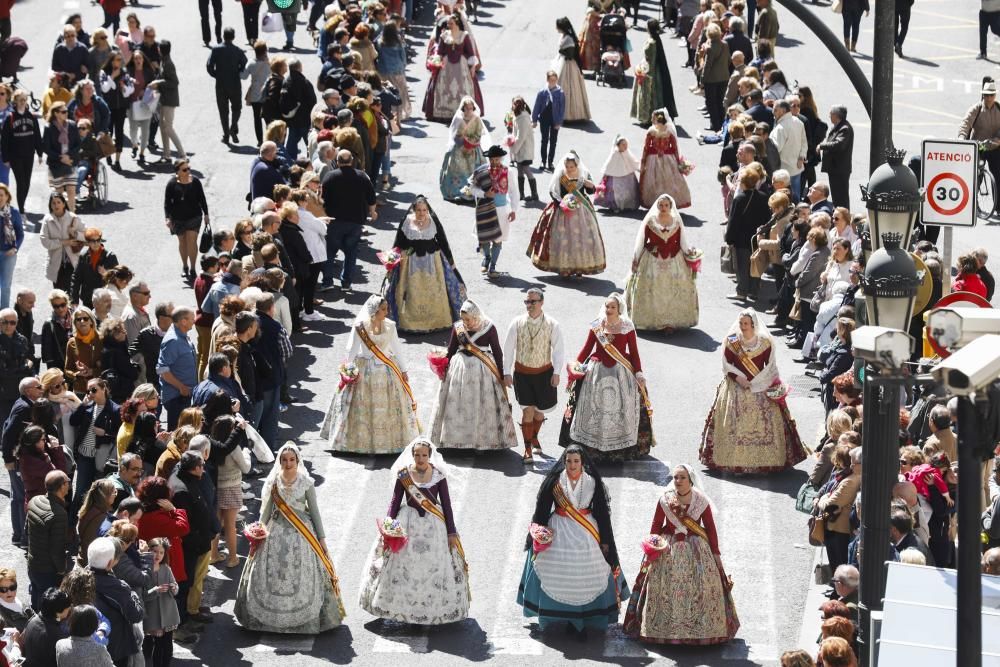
[{"left": 796, "top": 545, "right": 828, "bottom": 653}]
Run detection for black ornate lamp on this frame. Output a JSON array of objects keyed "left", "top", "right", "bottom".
[
  {"left": 863, "top": 232, "right": 921, "bottom": 333},
  {"left": 860, "top": 148, "right": 923, "bottom": 255}
]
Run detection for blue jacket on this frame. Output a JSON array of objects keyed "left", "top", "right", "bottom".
[
  {"left": 199, "top": 273, "right": 241, "bottom": 318},
  {"left": 249, "top": 156, "right": 285, "bottom": 201},
  {"left": 191, "top": 373, "right": 248, "bottom": 409},
  {"left": 67, "top": 94, "right": 112, "bottom": 134},
  {"left": 256, "top": 313, "right": 286, "bottom": 391},
  {"left": 0, "top": 206, "right": 24, "bottom": 253},
  {"left": 156, "top": 325, "right": 197, "bottom": 402},
  {"left": 532, "top": 85, "right": 565, "bottom": 127}
]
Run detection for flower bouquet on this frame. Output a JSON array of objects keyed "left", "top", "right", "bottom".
[
  {"left": 641, "top": 533, "right": 670, "bottom": 561},
  {"left": 529, "top": 523, "right": 554, "bottom": 556},
  {"left": 594, "top": 177, "right": 608, "bottom": 197},
  {"left": 462, "top": 137, "right": 479, "bottom": 151},
  {"left": 427, "top": 347, "right": 450, "bottom": 381},
  {"left": 338, "top": 362, "right": 360, "bottom": 391},
  {"left": 504, "top": 133, "right": 516, "bottom": 148},
  {"left": 635, "top": 63, "right": 648, "bottom": 85},
  {"left": 377, "top": 517, "right": 408, "bottom": 554},
  {"left": 565, "top": 360, "right": 587, "bottom": 388},
  {"left": 684, "top": 247, "right": 704, "bottom": 274},
  {"left": 559, "top": 193, "right": 580, "bottom": 214},
  {"left": 426, "top": 55, "right": 443, "bottom": 72},
  {"left": 765, "top": 379, "right": 791, "bottom": 405},
  {"left": 243, "top": 521, "right": 268, "bottom": 556},
  {"left": 376, "top": 247, "right": 403, "bottom": 272},
  {"left": 678, "top": 155, "right": 695, "bottom": 176}
]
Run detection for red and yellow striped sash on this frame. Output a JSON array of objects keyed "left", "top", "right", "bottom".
[
  {"left": 456, "top": 324, "right": 508, "bottom": 400},
  {"left": 356, "top": 324, "right": 417, "bottom": 414},
  {"left": 590, "top": 325, "right": 652, "bottom": 420},
  {"left": 725, "top": 335, "right": 762, "bottom": 379},
  {"left": 398, "top": 470, "right": 466, "bottom": 561},
  {"left": 551, "top": 481, "right": 601, "bottom": 545},
  {"left": 680, "top": 515, "right": 710, "bottom": 543},
  {"left": 271, "top": 484, "right": 346, "bottom": 619}
]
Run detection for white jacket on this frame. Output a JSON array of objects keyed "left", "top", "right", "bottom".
[
  {"left": 771, "top": 112, "right": 808, "bottom": 177},
  {"left": 297, "top": 207, "right": 328, "bottom": 264}
]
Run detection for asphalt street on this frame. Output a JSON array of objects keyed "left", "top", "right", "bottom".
[{"left": 2, "top": 0, "right": 998, "bottom": 665}]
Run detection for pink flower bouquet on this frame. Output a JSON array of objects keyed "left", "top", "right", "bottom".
[
  {"left": 377, "top": 517, "right": 408, "bottom": 554},
  {"left": 529, "top": 523, "right": 554, "bottom": 556},
  {"left": 641, "top": 533, "right": 670, "bottom": 561},
  {"left": 243, "top": 521, "right": 269, "bottom": 556},
  {"left": 376, "top": 247, "right": 403, "bottom": 272},
  {"left": 559, "top": 194, "right": 580, "bottom": 214},
  {"left": 426, "top": 55, "right": 443, "bottom": 72},
  {"left": 684, "top": 247, "right": 704, "bottom": 274},
  {"left": 337, "top": 362, "right": 359, "bottom": 391},
  {"left": 427, "top": 348, "right": 450, "bottom": 380}
]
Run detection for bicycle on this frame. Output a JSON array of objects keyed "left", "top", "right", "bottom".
[{"left": 976, "top": 140, "right": 997, "bottom": 221}]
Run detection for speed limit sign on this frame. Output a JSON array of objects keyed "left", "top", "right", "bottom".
[{"left": 921, "top": 139, "right": 978, "bottom": 226}]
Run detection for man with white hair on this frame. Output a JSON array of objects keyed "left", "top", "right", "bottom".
[
  {"left": 89, "top": 536, "right": 144, "bottom": 663},
  {"left": 2, "top": 375, "right": 42, "bottom": 545},
  {"left": 0, "top": 307, "right": 33, "bottom": 424},
  {"left": 313, "top": 140, "right": 336, "bottom": 175},
  {"left": 250, "top": 142, "right": 286, "bottom": 201},
  {"left": 770, "top": 99, "right": 808, "bottom": 202},
  {"left": 120, "top": 282, "right": 151, "bottom": 344},
  {"left": 972, "top": 247, "right": 995, "bottom": 301}
]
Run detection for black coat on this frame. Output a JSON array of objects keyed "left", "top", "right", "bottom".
[
  {"left": 725, "top": 189, "right": 771, "bottom": 249},
  {"left": 69, "top": 398, "right": 121, "bottom": 459},
  {"left": 93, "top": 568, "right": 143, "bottom": 662},
  {"left": 206, "top": 42, "right": 248, "bottom": 89},
  {"left": 1, "top": 395, "right": 33, "bottom": 463},
  {"left": 70, "top": 247, "right": 119, "bottom": 308},
  {"left": 100, "top": 337, "right": 139, "bottom": 403},
  {"left": 277, "top": 222, "right": 313, "bottom": 280},
  {"left": 279, "top": 69, "right": 317, "bottom": 129},
  {"left": 820, "top": 120, "right": 855, "bottom": 176},
  {"left": 261, "top": 72, "right": 284, "bottom": 124},
  {"left": 21, "top": 614, "right": 68, "bottom": 667},
  {"left": 25, "top": 493, "right": 69, "bottom": 575},
  {"left": 128, "top": 325, "right": 164, "bottom": 385},
  {"left": 41, "top": 120, "right": 81, "bottom": 172},
  {"left": 169, "top": 470, "right": 214, "bottom": 556}
]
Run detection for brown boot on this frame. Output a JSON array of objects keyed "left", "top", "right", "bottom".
[
  {"left": 531, "top": 418, "right": 544, "bottom": 453},
  {"left": 520, "top": 422, "right": 534, "bottom": 463},
  {"left": 850, "top": 40, "right": 857, "bottom": 52}
]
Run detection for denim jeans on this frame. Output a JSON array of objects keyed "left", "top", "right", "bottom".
[
  {"left": 789, "top": 173, "right": 802, "bottom": 204},
  {"left": 258, "top": 388, "right": 280, "bottom": 450},
  {"left": 0, "top": 252, "right": 16, "bottom": 309},
  {"left": 72, "top": 455, "right": 97, "bottom": 518},
  {"left": 7, "top": 469, "right": 24, "bottom": 543},
  {"left": 285, "top": 124, "right": 309, "bottom": 160},
  {"left": 164, "top": 395, "right": 192, "bottom": 430},
  {"left": 28, "top": 571, "right": 62, "bottom": 610},
  {"left": 0, "top": 160, "right": 9, "bottom": 185},
  {"left": 322, "top": 222, "right": 363, "bottom": 288}
]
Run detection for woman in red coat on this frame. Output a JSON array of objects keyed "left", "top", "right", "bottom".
[
  {"left": 952, "top": 253, "right": 988, "bottom": 299},
  {"left": 136, "top": 476, "right": 190, "bottom": 583},
  {"left": 17, "top": 426, "right": 68, "bottom": 507},
  {"left": 559, "top": 293, "right": 653, "bottom": 461}
]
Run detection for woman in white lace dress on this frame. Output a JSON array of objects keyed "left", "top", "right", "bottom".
[
  {"left": 359, "top": 438, "right": 470, "bottom": 624},
  {"left": 321, "top": 295, "right": 419, "bottom": 455},
  {"left": 235, "top": 443, "right": 345, "bottom": 633}
]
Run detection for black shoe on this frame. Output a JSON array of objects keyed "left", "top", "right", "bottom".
[
  {"left": 230, "top": 132, "right": 239, "bottom": 143},
  {"left": 221, "top": 134, "right": 230, "bottom": 144},
  {"left": 245, "top": 467, "right": 264, "bottom": 478},
  {"left": 131, "top": 147, "right": 137, "bottom": 158}
]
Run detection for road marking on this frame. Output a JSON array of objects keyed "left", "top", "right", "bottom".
[
  {"left": 893, "top": 101, "right": 964, "bottom": 121},
  {"left": 901, "top": 37, "right": 979, "bottom": 54},
  {"left": 372, "top": 634, "right": 430, "bottom": 653},
  {"left": 329, "top": 458, "right": 373, "bottom": 568},
  {"left": 251, "top": 634, "right": 316, "bottom": 653},
  {"left": 911, "top": 9, "right": 978, "bottom": 25}
]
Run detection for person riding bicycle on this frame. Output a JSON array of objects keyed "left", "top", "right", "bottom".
[{"left": 959, "top": 77, "right": 1000, "bottom": 183}]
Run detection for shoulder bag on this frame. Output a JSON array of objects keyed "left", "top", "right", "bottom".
[
  {"left": 808, "top": 514, "right": 826, "bottom": 546},
  {"left": 720, "top": 244, "right": 734, "bottom": 274},
  {"left": 831, "top": 0, "right": 843, "bottom": 13},
  {"left": 199, "top": 219, "right": 213, "bottom": 254}
]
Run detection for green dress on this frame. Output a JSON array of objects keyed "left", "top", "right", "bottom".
[{"left": 630, "top": 39, "right": 678, "bottom": 123}]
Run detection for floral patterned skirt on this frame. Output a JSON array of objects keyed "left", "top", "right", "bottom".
[
  {"left": 640, "top": 154, "right": 691, "bottom": 209},
  {"left": 625, "top": 251, "right": 699, "bottom": 330},
  {"left": 422, "top": 58, "right": 484, "bottom": 123},
  {"left": 431, "top": 351, "right": 518, "bottom": 450},
  {"left": 359, "top": 506, "right": 470, "bottom": 624},
  {"left": 526, "top": 202, "right": 606, "bottom": 275},
  {"left": 622, "top": 533, "right": 739, "bottom": 645},
  {"left": 559, "top": 362, "right": 653, "bottom": 461},
  {"left": 440, "top": 145, "right": 484, "bottom": 201},
  {"left": 699, "top": 378, "right": 807, "bottom": 474},
  {"left": 386, "top": 253, "right": 464, "bottom": 334},
  {"left": 322, "top": 357, "right": 418, "bottom": 455},
  {"left": 234, "top": 510, "right": 344, "bottom": 634}
]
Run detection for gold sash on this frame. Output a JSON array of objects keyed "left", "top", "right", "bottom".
[
  {"left": 356, "top": 323, "right": 418, "bottom": 414},
  {"left": 551, "top": 481, "right": 601, "bottom": 545},
  {"left": 455, "top": 323, "right": 508, "bottom": 401},
  {"left": 725, "top": 335, "right": 762, "bottom": 379},
  {"left": 270, "top": 484, "right": 346, "bottom": 618},
  {"left": 590, "top": 325, "right": 653, "bottom": 420}
]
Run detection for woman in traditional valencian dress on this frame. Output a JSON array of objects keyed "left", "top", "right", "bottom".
[
  {"left": 359, "top": 437, "right": 471, "bottom": 624},
  {"left": 630, "top": 19, "right": 678, "bottom": 124},
  {"left": 639, "top": 109, "right": 691, "bottom": 209},
  {"left": 554, "top": 17, "right": 591, "bottom": 123},
  {"left": 623, "top": 464, "right": 739, "bottom": 645},
  {"left": 593, "top": 135, "right": 641, "bottom": 212},
  {"left": 235, "top": 444, "right": 345, "bottom": 633},
  {"left": 578, "top": 3, "right": 603, "bottom": 72},
  {"left": 625, "top": 194, "right": 699, "bottom": 332},
  {"left": 322, "top": 295, "right": 419, "bottom": 454},
  {"left": 431, "top": 300, "right": 518, "bottom": 450},
  {"left": 386, "top": 196, "right": 465, "bottom": 333},
  {"left": 699, "top": 309, "right": 807, "bottom": 473},
  {"left": 517, "top": 445, "right": 630, "bottom": 637},
  {"left": 526, "top": 152, "right": 606, "bottom": 277},
  {"left": 559, "top": 294, "right": 653, "bottom": 462},
  {"left": 423, "top": 13, "right": 483, "bottom": 124},
  {"left": 439, "top": 96, "right": 489, "bottom": 202}
]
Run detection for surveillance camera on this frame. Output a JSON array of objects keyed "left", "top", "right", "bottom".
[
  {"left": 852, "top": 326, "right": 913, "bottom": 370},
  {"left": 930, "top": 334, "right": 1000, "bottom": 396},
  {"left": 927, "top": 308, "right": 1000, "bottom": 351}
]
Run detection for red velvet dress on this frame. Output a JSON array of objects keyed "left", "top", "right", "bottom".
[{"left": 639, "top": 129, "right": 692, "bottom": 209}]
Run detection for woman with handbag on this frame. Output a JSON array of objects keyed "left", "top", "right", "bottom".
[
  {"left": 163, "top": 160, "right": 209, "bottom": 280},
  {"left": 42, "top": 101, "right": 82, "bottom": 213},
  {"left": 150, "top": 40, "right": 186, "bottom": 163},
  {"left": 623, "top": 463, "right": 739, "bottom": 645},
  {"left": 126, "top": 50, "right": 155, "bottom": 166},
  {"left": 817, "top": 446, "right": 862, "bottom": 572},
  {"left": 99, "top": 52, "right": 134, "bottom": 171},
  {"left": 724, "top": 169, "right": 770, "bottom": 302}
]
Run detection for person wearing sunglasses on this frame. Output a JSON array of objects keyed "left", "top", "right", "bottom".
[
  {"left": 63, "top": 307, "right": 101, "bottom": 395},
  {"left": 39, "top": 290, "right": 72, "bottom": 372},
  {"left": 40, "top": 367, "right": 81, "bottom": 453},
  {"left": 69, "top": 227, "right": 119, "bottom": 310},
  {"left": 501, "top": 287, "right": 565, "bottom": 464},
  {"left": 0, "top": 567, "right": 33, "bottom": 633},
  {"left": 68, "top": 378, "right": 120, "bottom": 516},
  {"left": 0, "top": 306, "right": 34, "bottom": 425},
  {"left": 41, "top": 101, "right": 81, "bottom": 214}
]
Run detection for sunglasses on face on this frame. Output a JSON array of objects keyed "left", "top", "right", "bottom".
[
  {"left": 179, "top": 167, "right": 190, "bottom": 173},
  {"left": 74, "top": 317, "right": 90, "bottom": 323},
  {"left": 52, "top": 302, "right": 68, "bottom": 309},
  {"left": 48, "top": 381, "right": 65, "bottom": 390},
  {"left": 523, "top": 299, "right": 541, "bottom": 305},
  {"left": 87, "top": 387, "right": 101, "bottom": 395},
  {"left": 0, "top": 319, "right": 16, "bottom": 325},
  {"left": 0, "top": 584, "right": 17, "bottom": 593},
  {"left": 54, "top": 109, "right": 67, "bottom": 114}
]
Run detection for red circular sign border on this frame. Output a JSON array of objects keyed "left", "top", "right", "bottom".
[{"left": 926, "top": 172, "right": 970, "bottom": 217}]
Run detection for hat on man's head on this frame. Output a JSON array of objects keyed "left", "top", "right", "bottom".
[
  {"left": 983, "top": 77, "right": 997, "bottom": 96},
  {"left": 485, "top": 145, "right": 507, "bottom": 158}
]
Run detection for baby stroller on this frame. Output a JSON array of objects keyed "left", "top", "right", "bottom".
[
  {"left": 596, "top": 13, "right": 627, "bottom": 88},
  {"left": 0, "top": 38, "right": 39, "bottom": 112}
]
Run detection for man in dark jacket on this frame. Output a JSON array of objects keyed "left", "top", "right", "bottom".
[
  {"left": 278, "top": 58, "right": 317, "bottom": 160},
  {"left": 26, "top": 471, "right": 70, "bottom": 608},
  {"left": 276, "top": 206, "right": 313, "bottom": 330},
  {"left": 51, "top": 25, "right": 89, "bottom": 84},
  {"left": 20, "top": 588, "right": 70, "bottom": 666},
  {"left": 206, "top": 27, "right": 248, "bottom": 144},
  {"left": 129, "top": 301, "right": 173, "bottom": 386},
  {"left": 2, "top": 376, "right": 41, "bottom": 547},
  {"left": 234, "top": 312, "right": 260, "bottom": 422},
  {"left": 249, "top": 142, "right": 286, "bottom": 200},
  {"left": 0, "top": 310, "right": 34, "bottom": 425},
  {"left": 88, "top": 536, "right": 144, "bottom": 665},
  {"left": 744, "top": 88, "right": 775, "bottom": 128},
  {"left": 254, "top": 295, "right": 290, "bottom": 449},
  {"left": 192, "top": 353, "right": 249, "bottom": 408},
  {"left": 724, "top": 16, "right": 754, "bottom": 62},
  {"left": 818, "top": 104, "right": 855, "bottom": 209},
  {"left": 319, "top": 150, "right": 376, "bottom": 291},
  {"left": 70, "top": 228, "right": 119, "bottom": 308},
  {"left": 170, "top": 452, "right": 214, "bottom": 633}
]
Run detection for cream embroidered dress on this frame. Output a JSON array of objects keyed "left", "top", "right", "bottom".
[
  {"left": 322, "top": 320, "right": 418, "bottom": 454},
  {"left": 359, "top": 465, "right": 470, "bottom": 624}
]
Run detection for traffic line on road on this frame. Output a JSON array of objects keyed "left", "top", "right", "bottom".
[
  {"left": 372, "top": 633, "right": 430, "bottom": 653},
  {"left": 251, "top": 634, "right": 316, "bottom": 653},
  {"left": 911, "top": 9, "right": 978, "bottom": 25}
]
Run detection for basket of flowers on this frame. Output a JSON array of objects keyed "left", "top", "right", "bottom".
[
  {"left": 377, "top": 517, "right": 408, "bottom": 554},
  {"left": 376, "top": 247, "right": 403, "bottom": 273},
  {"left": 641, "top": 534, "right": 670, "bottom": 561},
  {"left": 635, "top": 63, "right": 648, "bottom": 84},
  {"left": 765, "top": 380, "right": 791, "bottom": 404},
  {"left": 426, "top": 55, "right": 443, "bottom": 72},
  {"left": 559, "top": 193, "right": 580, "bottom": 214},
  {"left": 243, "top": 521, "right": 269, "bottom": 556},
  {"left": 529, "top": 523, "right": 554, "bottom": 556},
  {"left": 684, "top": 247, "right": 704, "bottom": 274},
  {"left": 678, "top": 155, "right": 695, "bottom": 176}
]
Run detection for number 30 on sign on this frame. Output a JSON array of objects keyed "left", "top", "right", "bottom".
[{"left": 920, "top": 139, "right": 978, "bottom": 227}]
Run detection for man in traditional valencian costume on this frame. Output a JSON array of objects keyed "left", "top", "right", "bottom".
[
  {"left": 469, "top": 144, "right": 519, "bottom": 278},
  {"left": 502, "top": 287, "right": 565, "bottom": 464}
]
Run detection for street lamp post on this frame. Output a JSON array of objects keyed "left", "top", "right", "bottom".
[{"left": 855, "top": 157, "right": 922, "bottom": 666}]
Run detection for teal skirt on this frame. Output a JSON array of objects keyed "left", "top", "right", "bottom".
[{"left": 516, "top": 551, "right": 630, "bottom": 631}]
